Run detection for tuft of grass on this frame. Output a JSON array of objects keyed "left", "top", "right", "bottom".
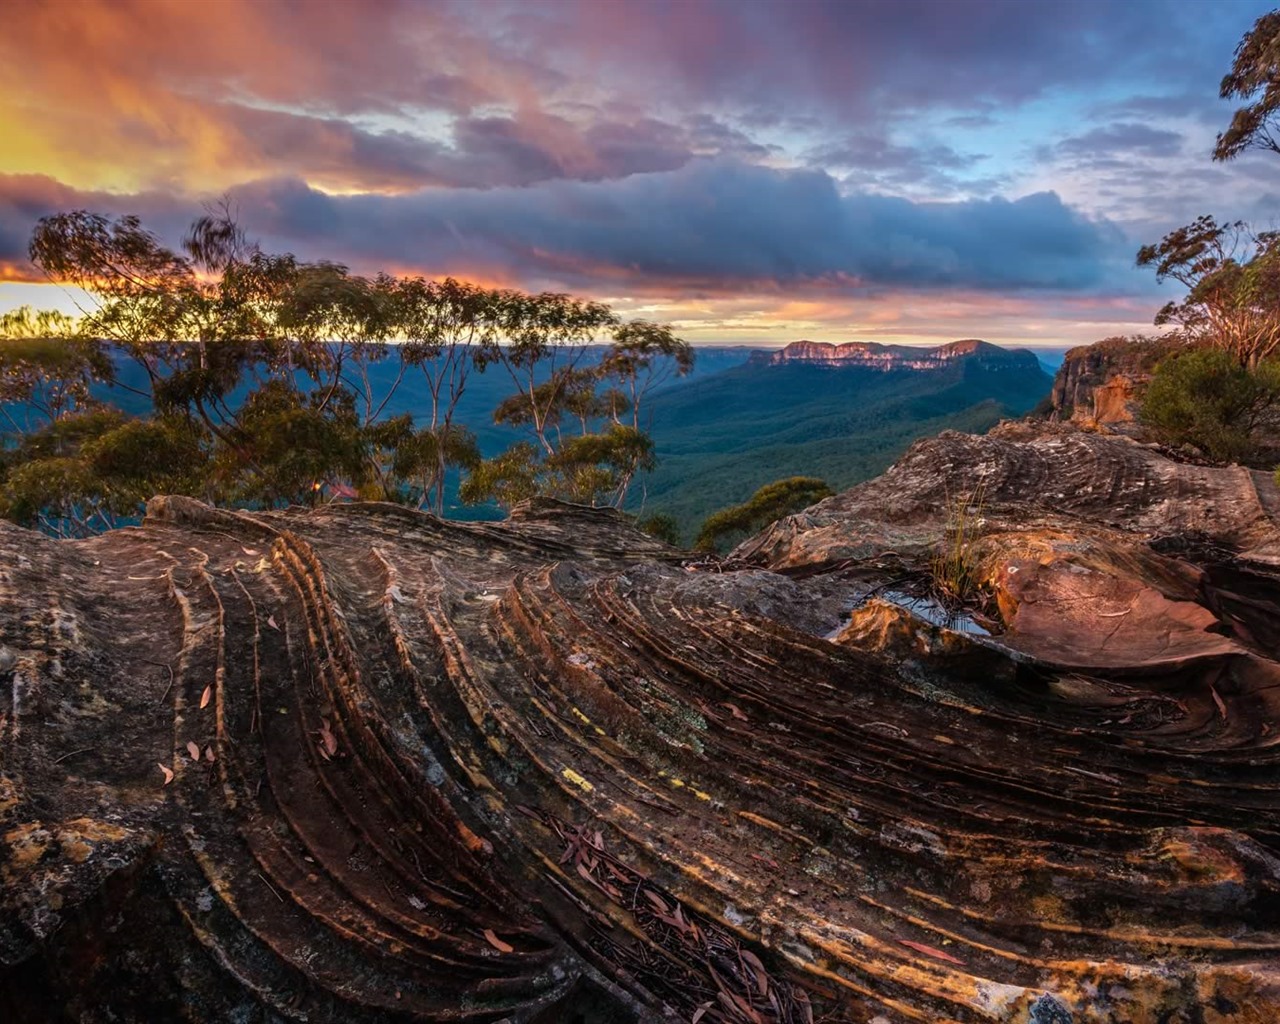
[{"left": 929, "top": 481, "right": 987, "bottom": 608}]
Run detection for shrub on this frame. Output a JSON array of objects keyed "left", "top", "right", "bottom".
[
  {"left": 1140, "top": 348, "right": 1280, "bottom": 463},
  {"left": 636, "top": 512, "right": 680, "bottom": 547},
  {"left": 694, "top": 476, "right": 833, "bottom": 552}
]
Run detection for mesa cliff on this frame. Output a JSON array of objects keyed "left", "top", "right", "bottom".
[
  {"left": 755, "top": 338, "right": 1043, "bottom": 374},
  {"left": 2, "top": 422, "right": 1279, "bottom": 1023}
]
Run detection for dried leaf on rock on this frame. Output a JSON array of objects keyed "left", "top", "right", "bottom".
[
  {"left": 898, "top": 939, "right": 965, "bottom": 965},
  {"left": 483, "top": 928, "right": 513, "bottom": 953}
]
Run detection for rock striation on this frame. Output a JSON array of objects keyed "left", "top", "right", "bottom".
[{"left": 3, "top": 424, "right": 1280, "bottom": 1023}]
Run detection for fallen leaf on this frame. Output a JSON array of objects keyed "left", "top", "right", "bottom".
[
  {"left": 483, "top": 928, "right": 513, "bottom": 953},
  {"left": 644, "top": 890, "right": 670, "bottom": 914},
  {"left": 655, "top": 911, "right": 688, "bottom": 933},
  {"left": 692, "top": 1005, "right": 711, "bottom": 1024},
  {"left": 267, "top": 615, "right": 280, "bottom": 631},
  {"left": 157, "top": 763, "right": 174, "bottom": 785},
  {"left": 318, "top": 720, "right": 338, "bottom": 756},
  {"left": 199, "top": 685, "right": 212, "bottom": 709},
  {"left": 739, "top": 949, "right": 769, "bottom": 996},
  {"left": 898, "top": 939, "right": 966, "bottom": 965},
  {"left": 242, "top": 547, "right": 259, "bottom": 556},
  {"left": 186, "top": 741, "right": 200, "bottom": 761},
  {"left": 1210, "top": 684, "right": 1227, "bottom": 720},
  {"left": 204, "top": 745, "right": 216, "bottom": 762}
]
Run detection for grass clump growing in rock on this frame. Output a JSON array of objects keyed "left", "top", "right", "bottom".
[{"left": 929, "top": 482, "right": 988, "bottom": 609}]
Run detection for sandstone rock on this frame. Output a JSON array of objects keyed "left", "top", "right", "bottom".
[{"left": 2, "top": 428, "right": 1279, "bottom": 1023}]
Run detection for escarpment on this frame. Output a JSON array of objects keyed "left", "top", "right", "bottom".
[{"left": 4, "top": 425, "right": 1280, "bottom": 1023}]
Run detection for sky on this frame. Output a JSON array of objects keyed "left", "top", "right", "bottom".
[{"left": 1, "top": 0, "right": 1278, "bottom": 348}]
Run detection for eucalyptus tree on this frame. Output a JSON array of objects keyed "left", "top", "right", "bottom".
[
  {"left": 480, "top": 290, "right": 619, "bottom": 455},
  {"left": 1137, "top": 216, "right": 1280, "bottom": 369},
  {"left": 1215, "top": 9, "right": 1280, "bottom": 161},
  {"left": 599, "top": 320, "right": 694, "bottom": 431},
  {"left": 384, "top": 276, "right": 498, "bottom": 513}
]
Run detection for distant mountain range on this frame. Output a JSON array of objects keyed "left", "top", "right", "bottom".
[
  {"left": 754, "top": 338, "right": 1043, "bottom": 371},
  {"left": 633, "top": 338, "right": 1054, "bottom": 537}
]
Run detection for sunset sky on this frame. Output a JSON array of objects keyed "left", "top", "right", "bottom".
[{"left": 1, "top": 0, "right": 1277, "bottom": 347}]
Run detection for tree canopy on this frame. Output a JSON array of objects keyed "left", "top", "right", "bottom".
[
  {"left": 1, "top": 207, "right": 691, "bottom": 536},
  {"left": 1215, "top": 10, "right": 1280, "bottom": 161},
  {"left": 1136, "top": 216, "right": 1280, "bottom": 369}
]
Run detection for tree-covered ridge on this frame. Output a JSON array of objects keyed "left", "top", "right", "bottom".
[{"left": 0, "top": 208, "right": 691, "bottom": 537}]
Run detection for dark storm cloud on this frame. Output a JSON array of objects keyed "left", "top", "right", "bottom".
[
  {"left": 222, "top": 160, "right": 1128, "bottom": 293},
  {"left": 0, "top": 162, "right": 1128, "bottom": 293}
]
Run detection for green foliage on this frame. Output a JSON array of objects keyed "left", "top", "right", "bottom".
[
  {"left": 83, "top": 416, "right": 210, "bottom": 498},
  {"left": 462, "top": 425, "right": 657, "bottom": 510},
  {"left": 0, "top": 456, "right": 106, "bottom": 535},
  {"left": 1215, "top": 11, "right": 1280, "bottom": 161},
  {"left": 1, "top": 309, "right": 112, "bottom": 428},
  {"left": 1140, "top": 348, "right": 1280, "bottom": 463},
  {"left": 695, "top": 476, "right": 833, "bottom": 553},
  {"left": 483, "top": 319, "right": 690, "bottom": 508},
  {"left": 458, "top": 442, "right": 541, "bottom": 508},
  {"left": 389, "top": 422, "right": 481, "bottom": 508},
  {"left": 600, "top": 320, "right": 694, "bottom": 431},
  {"left": 220, "top": 381, "right": 369, "bottom": 507},
  {"left": 1139, "top": 20, "right": 1280, "bottom": 370},
  {"left": 0, "top": 306, "right": 77, "bottom": 340},
  {"left": 636, "top": 512, "right": 681, "bottom": 547},
  {"left": 547, "top": 425, "right": 656, "bottom": 505},
  {"left": 0, "top": 409, "right": 208, "bottom": 536}
]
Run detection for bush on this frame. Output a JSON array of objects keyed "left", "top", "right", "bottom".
[
  {"left": 636, "top": 512, "right": 680, "bottom": 547},
  {"left": 694, "top": 476, "right": 833, "bottom": 552},
  {"left": 1140, "top": 348, "right": 1280, "bottom": 463}
]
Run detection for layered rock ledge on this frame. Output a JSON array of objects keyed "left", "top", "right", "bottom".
[{"left": 2, "top": 425, "right": 1279, "bottom": 1023}]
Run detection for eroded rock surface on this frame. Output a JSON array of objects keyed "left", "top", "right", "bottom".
[{"left": 2, "top": 428, "right": 1280, "bottom": 1023}]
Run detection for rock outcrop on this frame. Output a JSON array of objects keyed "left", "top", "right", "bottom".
[
  {"left": 1046, "top": 336, "right": 1182, "bottom": 428},
  {"left": 3, "top": 426, "right": 1280, "bottom": 1023}
]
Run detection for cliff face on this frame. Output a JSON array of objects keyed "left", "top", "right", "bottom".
[
  {"left": 3, "top": 426, "right": 1280, "bottom": 1023},
  {"left": 1047, "top": 335, "right": 1183, "bottom": 426},
  {"left": 758, "top": 338, "right": 1043, "bottom": 373}
]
